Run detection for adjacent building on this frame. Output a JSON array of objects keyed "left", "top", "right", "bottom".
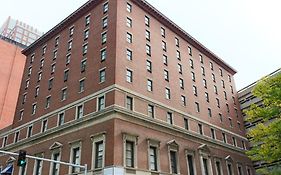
[
  {"left": 0, "top": 16, "right": 43, "bottom": 46},
  {"left": 238, "top": 68, "right": 281, "bottom": 172},
  {"left": 0, "top": 35, "right": 26, "bottom": 130},
  {"left": 0, "top": 0, "right": 254, "bottom": 175}
]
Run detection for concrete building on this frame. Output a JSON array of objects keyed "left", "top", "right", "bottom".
[
  {"left": 0, "top": 16, "right": 43, "bottom": 46},
  {"left": 0, "top": 0, "right": 254, "bottom": 175},
  {"left": 238, "top": 68, "right": 281, "bottom": 172},
  {"left": 0, "top": 35, "right": 26, "bottom": 130}
]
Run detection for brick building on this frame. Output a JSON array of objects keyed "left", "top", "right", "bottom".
[
  {"left": 0, "top": 0, "right": 254, "bottom": 175},
  {"left": 0, "top": 35, "right": 26, "bottom": 130}
]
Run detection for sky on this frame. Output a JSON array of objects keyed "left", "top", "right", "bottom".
[{"left": 0, "top": 0, "right": 280, "bottom": 90}]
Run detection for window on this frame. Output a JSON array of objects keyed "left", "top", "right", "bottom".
[
  {"left": 211, "top": 74, "right": 216, "bottom": 83},
  {"left": 102, "top": 17, "right": 108, "bottom": 28},
  {"left": 32, "top": 103, "right": 37, "bottom": 115},
  {"left": 53, "top": 50, "right": 57, "bottom": 60},
  {"left": 85, "top": 15, "right": 90, "bottom": 26},
  {"left": 76, "top": 105, "right": 83, "bottom": 119},
  {"left": 35, "top": 86, "right": 40, "bottom": 97},
  {"left": 178, "top": 64, "right": 182, "bottom": 74},
  {"left": 125, "top": 141, "right": 134, "bottom": 167},
  {"left": 126, "top": 32, "right": 132, "bottom": 43},
  {"left": 224, "top": 91, "right": 227, "bottom": 100},
  {"left": 187, "top": 153, "right": 195, "bottom": 175},
  {"left": 170, "top": 150, "right": 178, "bottom": 174},
  {"left": 208, "top": 108, "right": 212, "bottom": 117},
  {"left": 145, "top": 15, "right": 150, "bottom": 27},
  {"left": 58, "top": 112, "right": 65, "bottom": 126},
  {"left": 99, "top": 69, "right": 106, "bottom": 83},
  {"left": 216, "top": 98, "right": 220, "bottom": 108},
  {"left": 146, "top": 44, "right": 151, "bottom": 55},
  {"left": 215, "top": 160, "right": 222, "bottom": 175},
  {"left": 2, "top": 136, "right": 7, "bottom": 147},
  {"left": 61, "top": 88, "right": 67, "bottom": 101},
  {"left": 199, "top": 54, "right": 204, "bottom": 63},
  {"left": 40, "top": 59, "right": 44, "bottom": 68},
  {"left": 46, "top": 96, "right": 51, "bottom": 108},
  {"left": 48, "top": 78, "right": 54, "bottom": 90},
  {"left": 230, "top": 86, "right": 234, "bottom": 94},
  {"left": 51, "top": 152, "right": 61, "bottom": 175},
  {"left": 229, "top": 118, "right": 233, "bottom": 127},
  {"left": 126, "top": 69, "right": 133, "bottom": 82},
  {"left": 38, "top": 72, "right": 42, "bottom": 82},
  {"left": 232, "top": 137, "right": 236, "bottom": 146},
  {"left": 69, "top": 27, "right": 74, "bottom": 37},
  {"left": 147, "top": 79, "right": 153, "bottom": 92},
  {"left": 51, "top": 64, "right": 56, "bottom": 74},
  {"left": 19, "top": 110, "right": 24, "bottom": 121},
  {"left": 126, "top": 49, "right": 132, "bottom": 60},
  {"left": 175, "top": 37, "right": 179, "bottom": 47},
  {"left": 188, "top": 46, "right": 192, "bottom": 56},
  {"left": 98, "top": 96, "right": 105, "bottom": 111},
  {"left": 22, "top": 94, "right": 27, "bottom": 104},
  {"left": 146, "top": 60, "right": 152, "bottom": 72},
  {"left": 79, "top": 79, "right": 85, "bottom": 92},
  {"left": 191, "top": 71, "right": 196, "bottom": 82},
  {"left": 179, "top": 78, "right": 184, "bottom": 89},
  {"left": 163, "top": 55, "right": 168, "bottom": 65},
  {"left": 148, "top": 104, "right": 154, "bottom": 118},
  {"left": 28, "top": 67, "right": 32, "bottom": 76},
  {"left": 164, "top": 70, "right": 169, "bottom": 81},
  {"left": 214, "top": 85, "right": 218, "bottom": 94},
  {"left": 184, "top": 118, "right": 189, "bottom": 130},
  {"left": 226, "top": 103, "right": 230, "bottom": 113},
  {"left": 30, "top": 54, "right": 35, "bottom": 63},
  {"left": 126, "top": 17, "right": 132, "bottom": 27},
  {"left": 25, "top": 79, "right": 30, "bottom": 89},
  {"left": 201, "top": 66, "right": 205, "bottom": 76},
  {"left": 66, "top": 54, "right": 71, "bottom": 65},
  {"left": 176, "top": 50, "right": 181, "bottom": 60},
  {"left": 181, "top": 95, "right": 186, "bottom": 106},
  {"left": 94, "top": 141, "right": 104, "bottom": 168},
  {"left": 70, "top": 145, "right": 81, "bottom": 173},
  {"left": 126, "top": 96, "right": 133, "bottom": 110},
  {"left": 101, "top": 32, "right": 107, "bottom": 44},
  {"left": 149, "top": 146, "right": 158, "bottom": 171},
  {"left": 42, "top": 46, "right": 46, "bottom": 56},
  {"left": 145, "top": 30, "right": 150, "bottom": 41},
  {"left": 27, "top": 125, "right": 32, "bottom": 138},
  {"left": 221, "top": 80, "right": 225, "bottom": 88},
  {"left": 68, "top": 40, "right": 72, "bottom": 51},
  {"left": 222, "top": 133, "right": 227, "bottom": 143},
  {"left": 103, "top": 2, "right": 109, "bottom": 13},
  {"left": 210, "top": 62, "right": 214, "bottom": 70},
  {"left": 195, "top": 102, "right": 200, "bottom": 112},
  {"left": 80, "top": 59, "right": 87, "bottom": 72},
  {"left": 228, "top": 75, "right": 232, "bottom": 82},
  {"left": 193, "top": 85, "right": 197, "bottom": 96},
  {"left": 161, "top": 27, "right": 165, "bottom": 37},
  {"left": 42, "top": 120, "right": 48, "bottom": 132},
  {"left": 238, "top": 165, "right": 243, "bottom": 175},
  {"left": 55, "top": 37, "right": 59, "bottom": 47},
  {"left": 84, "top": 30, "right": 89, "bottom": 40},
  {"left": 14, "top": 131, "right": 19, "bottom": 143},
  {"left": 205, "top": 92, "right": 209, "bottom": 102},
  {"left": 227, "top": 162, "right": 233, "bottom": 175},
  {"left": 242, "top": 141, "right": 246, "bottom": 150},
  {"left": 211, "top": 128, "right": 215, "bottom": 139},
  {"left": 64, "top": 69, "right": 69, "bottom": 82},
  {"left": 202, "top": 157, "right": 211, "bottom": 175},
  {"left": 100, "top": 48, "right": 107, "bottom": 61},
  {"left": 219, "top": 68, "right": 223, "bottom": 77},
  {"left": 126, "top": 2, "right": 132, "bottom": 13},
  {"left": 167, "top": 112, "right": 173, "bottom": 124},
  {"left": 34, "top": 157, "right": 43, "bottom": 175},
  {"left": 162, "top": 41, "right": 167, "bottom": 51},
  {"left": 189, "top": 59, "right": 194, "bottom": 68},
  {"left": 203, "top": 79, "right": 207, "bottom": 88},
  {"left": 165, "top": 88, "right": 171, "bottom": 99}
]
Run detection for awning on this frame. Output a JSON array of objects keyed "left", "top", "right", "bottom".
[{"left": 0, "top": 164, "right": 13, "bottom": 174}]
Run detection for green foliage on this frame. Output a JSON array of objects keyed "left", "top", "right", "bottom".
[{"left": 245, "top": 72, "right": 281, "bottom": 174}]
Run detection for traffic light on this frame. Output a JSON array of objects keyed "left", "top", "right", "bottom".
[{"left": 17, "top": 150, "right": 27, "bottom": 167}]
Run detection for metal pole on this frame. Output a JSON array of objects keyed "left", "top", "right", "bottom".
[{"left": 84, "top": 164, "right": 87, "bottom": 175}]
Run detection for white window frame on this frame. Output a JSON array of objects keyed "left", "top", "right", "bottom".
[{"left": 91, "top": 133, "right": 106, "bottom": 170}]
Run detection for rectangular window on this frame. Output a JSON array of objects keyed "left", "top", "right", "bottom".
[
  {"left": 165, "top": 88, "right": 171, "bottom": 99},
  {"left": 148, "top": 105, "right": 154, "bottom": 118},
  {"left": 216, "top": 98, "right": 220, "bottom": 108},
  {"left": 222, "top": 133, "right": 227, "bottom": 143},
  {"left": 163, "top": 55, "right": 168, "bottom": 65},
  {"left": 170, "top": 151, "right": 178, "bottom": 174},
  {"left": 53, "top": 50, "right": 57, "bottom": 60},
  {"left": 203, "top": 158, "right": 210, "bottom": 175},
  {"left": 84, "top": 30, "right": 89, "bottom": 40},
  {"left": 51, "top": 152, "right": 60, "bottom": 175},
  {"left": 46, "top": 96, "right": 51, "bottom": 108},
  {"left": 228, "top": 75, "right": 232, "bottom": 82},
  {"left": 14, "top": 131, "right": 19, "bottom": 143},
  {"left": 193, "top": 85, "right": 197, "bottom": 96},
  {"left": 189, "top": 59, "right": 194, "bottom": 69},
  {"left": 101, "top": 32, "right": 107, "bottom": 44},
  {"left": 69, "top": 27, "right": 74, "bottom": 37},
  {"left": 199, "top": 54, "right": 204, "bottom": 63},
  {"left": 219, "top": 68, "right": 223, "bottom": 77},
  {"left": 164, "top": 70, "right": 169, "bottom": 81},
  {"left": 30, "top": 54, "right": 35, "bottom": 63},
  {"left": 221, "top": 80, "right": 225, "bottom": 88},
  {"left": 238, "top": 165, "right": 243, "bottom": 175},
  {"left": 191, "top": 72, "right": 196, "bottom": 82},
  {"left": 79, "top": 79, "right": 85, "bottom": 92},
  {"left": 167, "top": 112, "right": 173, "bottom": 125},
  {"left": 64, "top": 70, "right": 69, "bottom": 82},
  {"left": 145, "top": 30, "right": 150, "bottom": 41},
  {"left": 227, "top": 163, "right": 233, "bottom": 175},
  {"left": 99, "top": 69, "right": 106, "bottom": 83},
  {"left": 68, "top": 40, "right": 72, "bottom": 51},
  {"left": 127, "top": 3, "right": 132, "bottom": 13},
  {"left": 210, "top": 62, "right": 214, "bottom": 70},
  {"left": 149, "top": 146, "right": 158, "bottom": 171},
  {"left": 38, "top": 72, "right": 42, "bottom": 82},
  {"left": 195, "top": 102, "right": 200, "bottom": 112},
  {"left": 214, "top": 85, "right": 218, "bottom": 94},
  {"left": 198, "top": 124, "right": 203, "bottom": 135},
  {"left": 208, "top": 108, "right": 212, "bottom": 117},
  {"left": 40, "top": 59, "right": 44, "bottom": 68},
  {"left": 95, "top": 141, "right": 104, "bottom": 168},
  {"left": 178, "top": 64, "right": 182, "bottom": 74},
  {"left": 98, "top": 96, "right": 105, "bottom": 111},
  {"left": 175, "top": 37, "right": 179, "bottom": 47},
  {"left": 42, "top": 46, "right": 46, "bottom": 56},
  {"left": 145, "top": 15, "right": 150, "bottom": 27},
  {"left": 103, "top": 2, "right": 109, "bottom": 13},
  {"left": 71, "top": 147, "right": 81, "bottom": 173},
  {"left": 27, "top": 125, "right": 32, "bottom": 138},
  {"left": 32, "top": 104, "right": 37, "bottom": 115},
  {"left": 126, "top": 69, "right": 133, "bottom": 82},
  {"left": 224, "top": 91, "right": 227, "bottom": 100},
  {"left": 126, "top": 96, "right": 133, "bottom": 110},
  {"left": 205, "top": 92, "right": 209, "bottom": 102},
  {"left": 232, "top": 137, "right": 237, "bottom": 146},
  {"left": 81, "top": 59, "right": 87, "bottom": 72},
  {"left": 201, "top": 66, "right": 205, "bottom": 76},
  {"left": 35, "top": 87, "right": 39, "bottom": 97},
  {"left": 34, "top": 159, "right": 43, "bottom": 175},
  {"left": 51, "top": 64, "right": 56, "bottom": 74},
  {"left": 146, "top": 44, "right": 151, "bottom": 55},
  {"left": 184, "top": 118, "right": 189, "bottom": 130},
  {"left": 28, "top": 67, "right": 32, "bottom": 76},
  {"left": 48, "top": 78, "right": 53, "bottom": 90},
  {"left": 76, "top": 105, "right": 83, "bottom": 119},
  {"left": 42, "top": 120, "right": 48, "bottom": 132},
  {"left": 126, "top": 141, "right": 134, "bottom": 167},
  {"left": 181, "top": 95, "right": 186, "bottom": 106},
  {"left": 211, "top": 128, "right": 215, "bottom": 139},
  {"left": 179, "top": 78, "right": 184, "bottom": 89},
  {"left": 176, "top": 50, "right": 181, "bottom": 60},
  {"left": 126, "top": 49, "right": 132, "bottom": 60},
  {"left": 58, "top": 112, "right": 65, "bottom": 126},
  {"left": 215, "top": 161, "right": 222, "bottom": 175},
  {"left": 161, "top": 27, "right": 165, "bottom": 37},
  {"left": 146, "top": 60, "right": 152, "bottom": 72},
  {"left": 101, "top": 48, "right": 107, "bottom": 61},
  {"left": 147, "top": 79, "right": 153, "bottom": 92},
  {"left": 162, "top": 41, "right": 167, "bottom": 51},
  {"left": 126, "top": 17, "right": 132, "bottom": 28},
  {"left": 126, "top": 32, "right": 132, "bottom": 43},
  {"left": 203, "top": 79, "right": 207, "bottom": 88},
  {"left": 188, "top": 46, "right": 192, "bottom": 56},
  {"left": 66, "top": 54, "right": 71, "bottom": 64},
  {"left": 187, "top": 154, "right": 195, "bottom": 175},
  {"left": 102, "top": 17, "right": 108, "bottom": 28},
  {"left": 55, "top": 37, "right": 59, "bottom": 47},
  {"left": 226, "top": 104, "right": 230, "bottom": 113}
]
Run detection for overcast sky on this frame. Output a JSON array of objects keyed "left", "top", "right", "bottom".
[{"left": 0, "top": 0, "right": 280, "bottom": 90}]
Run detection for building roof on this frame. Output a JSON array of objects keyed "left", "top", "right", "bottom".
[
  {"left": 22, "top": 0, "right": 237, "bottom": 74},
  {"left": 0, "top": 35, "right": 27, "bottom": 49}
]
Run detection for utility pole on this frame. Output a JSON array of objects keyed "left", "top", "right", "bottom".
[{"left": 0, "top": 150, "right": 88, "bottom": 175}]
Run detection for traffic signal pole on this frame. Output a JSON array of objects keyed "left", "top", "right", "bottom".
[{"left": 0, "top": 150, "right": 88, "bottom": 175}]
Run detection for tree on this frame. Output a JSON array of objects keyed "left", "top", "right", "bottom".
[{"left": 245, "top": 72, "right": 281, "bottom": 175}]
